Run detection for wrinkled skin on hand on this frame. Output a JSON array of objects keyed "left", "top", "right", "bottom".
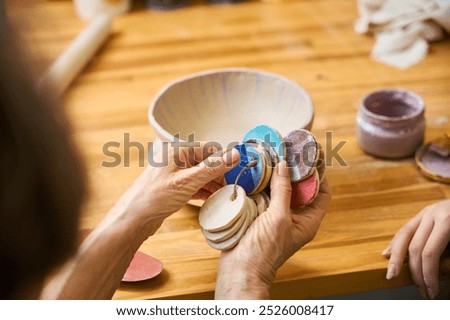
[
  {"left": 111, "top": 141, "right": 240, "bottom": 237},
  {"left": 215, "top": 161, "right": 332, "bottom": 299}
]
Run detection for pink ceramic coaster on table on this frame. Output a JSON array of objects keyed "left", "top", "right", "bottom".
[
  {"left": 122, "top": 251, "right": 164, "bottom": 282},
  {"left": 79, "top": 229, "right": 163, "bottom": 282}
]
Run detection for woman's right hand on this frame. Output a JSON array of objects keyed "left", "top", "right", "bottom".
[{"left": 215, "top": 161, "right": 331, "bottom": 299}]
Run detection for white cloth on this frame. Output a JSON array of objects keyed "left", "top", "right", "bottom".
[{"left": 355, "top": 0, "right": 450, "bottom": 69}]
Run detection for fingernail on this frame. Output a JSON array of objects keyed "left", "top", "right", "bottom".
[
  {"left": 223, "top": 148, "right": 239, "bottom": 165},
  {"left": 381, "top": 246, "right": 390, "bottom": 257},
  {"left": 277, "top": 160, "right": 289, "bottom": 177},
  {"left": 386, "top": 263, "right": 396, "bottom": 280}
]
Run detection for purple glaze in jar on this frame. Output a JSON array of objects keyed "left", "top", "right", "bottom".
[{"left": 356, "top": 89, "right": 425, "bottom": 159}]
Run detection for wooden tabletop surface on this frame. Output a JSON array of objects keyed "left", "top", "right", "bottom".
[{"left": 19, "top": 0, "right": 449, "bottom": 299}]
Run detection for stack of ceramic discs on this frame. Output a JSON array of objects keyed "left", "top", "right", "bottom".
[
  {"left": 199, "top": 125, "right": 324, "bottom": 250},
  {"left": 223, "top": 143, "right": 276, "bottom": 195},
  {"left": 224, "top": 125, "right": 284, "bottom": 194},
  {"left": 198, "top": 185, "right": 270, "bottom": 250},
  {"left": 284, "top": 129, "right": 325, "bottom": 209}
]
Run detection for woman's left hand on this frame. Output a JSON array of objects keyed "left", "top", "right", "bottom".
[{"left": 109, "top": 141, "right": 240, "bottom": 237}]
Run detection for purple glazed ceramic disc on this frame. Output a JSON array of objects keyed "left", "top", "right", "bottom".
[{"left": 284, "top": 129, "right": 319, "bottom": 182}]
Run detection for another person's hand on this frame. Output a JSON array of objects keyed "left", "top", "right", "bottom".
[
  {"left": 215, "top": 161, "right": 331, "bottom": 299},
  {"left": 382, "top": 199, "right": 450, "bottom": 299},
  {"left": 109, "top": 141, "right": 240, "bottom": 238}
]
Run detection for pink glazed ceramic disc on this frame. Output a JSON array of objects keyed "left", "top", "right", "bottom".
[
  {"left": 290, "top": 170, "right": 320, "bottom": 209},
  {"left": 122, "top": 251, "right": 164, "bottom": 282}
]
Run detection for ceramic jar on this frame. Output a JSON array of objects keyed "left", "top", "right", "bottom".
[{"left": 356, "top": 89, "right": 425, "bottom": 159}]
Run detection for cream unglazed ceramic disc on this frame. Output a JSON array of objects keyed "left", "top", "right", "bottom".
[
  {"left": 206, "top": 197, "right": 257, "bottom": 250},
  {"left": 199, "top": 185, "right": 246, "bottom": 232},
  {"left": 201, "top": 209, "right": 247, "bottom": 243}
]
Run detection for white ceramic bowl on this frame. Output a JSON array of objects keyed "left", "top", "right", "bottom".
[{"left": 149, "top": 68, "right": 314, "bottom": 147}]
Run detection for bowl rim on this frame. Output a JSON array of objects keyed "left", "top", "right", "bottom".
[{"left": 148, "top": 67, "right": 314, "bottom": 142}]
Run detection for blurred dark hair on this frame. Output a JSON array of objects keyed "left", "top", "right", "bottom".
[{"left": 0, "top": 10, "right": 86, "bottom": 298}]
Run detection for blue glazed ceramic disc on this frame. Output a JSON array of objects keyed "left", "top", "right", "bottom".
[
  {"left": 242, "top": 125, "right": 285, "bottom": 162},
  {"left": 225, "top": 144, "right": 264, "bottom": 194}
]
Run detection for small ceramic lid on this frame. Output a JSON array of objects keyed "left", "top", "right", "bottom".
[{"left": 415, "top": 136, "right": 450, "bottom": 184}]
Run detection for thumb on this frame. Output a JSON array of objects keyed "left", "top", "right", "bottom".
[
  {"left": 181, "top": 148, "right": 240, "bottom": 191},
  {"left": 269, "top": 161, "right": 292, "bottom": 214}
]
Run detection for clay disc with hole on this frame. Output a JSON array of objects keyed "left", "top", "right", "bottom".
[
  {"left": 206, "top": 197, "right": 257, "bottom": 250},
  {"left": 199, "top": 185, "right": 246, "bottom": 232},
  {"left": 291, "top": 169, "right": 320, "bottom": 209},
  {"left": 122, "top": 251, "right": 164, "bottom": 282},
  {"left": 224, "top": 144, "right": 264, "bottom": 194},
  {"left": 201, "top": 209, "right": 247, "bottom": 243},
  {"left": 284, "top": 129, "right": 319, "bottom": 182},
  {"left": 244, "top": 141, "right": 274, "bottom": 194},
  {"left": 245, "top": 144, "right": 266, "bottom": 194}
]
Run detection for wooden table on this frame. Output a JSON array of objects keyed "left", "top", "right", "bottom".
[{"left": 19, "top": 0, "right": 449, "bottom": 299}]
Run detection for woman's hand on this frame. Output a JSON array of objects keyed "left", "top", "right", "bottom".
[
  {"left": 41, "top": 141, "right": 239, "bottom": 299},
  {"left": 109, "top": 141, "right": 240, "bottom": 239},
  {"left": 382, "top": 199, "right": 450, "bottom": 299},
  {"left": 215, "top": 161, "right": 331, "bottom": 299}
]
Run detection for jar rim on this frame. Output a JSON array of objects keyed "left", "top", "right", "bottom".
[{"left": 360, "top": 88, "right": 424, "bottom": 123}]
